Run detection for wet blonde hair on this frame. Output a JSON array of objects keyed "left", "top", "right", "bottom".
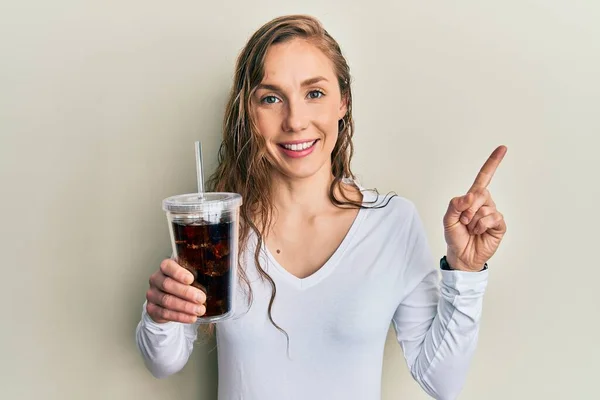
[{"left": 206, "top": 15, "right": 388, "bottom": 341}]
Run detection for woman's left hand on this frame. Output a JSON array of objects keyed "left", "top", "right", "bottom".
[{"left": 443, "top": 146, "right": 508, "bottom": 272}]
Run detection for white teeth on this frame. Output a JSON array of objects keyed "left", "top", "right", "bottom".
[{"left": 282, "top": 140, "right": 316, "bottom": 151}]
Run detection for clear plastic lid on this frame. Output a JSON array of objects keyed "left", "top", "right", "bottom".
[{"left": 162, "top": 192, "right": 242, "bottom": 214}]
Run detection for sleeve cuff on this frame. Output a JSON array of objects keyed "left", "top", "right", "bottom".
[{"left": 440, "top": 268, "right": 489, "bottom": 296}]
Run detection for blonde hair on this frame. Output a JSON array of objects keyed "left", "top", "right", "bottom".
[{"left": 205, "top": 15, "right": 388, "bottom": 342}]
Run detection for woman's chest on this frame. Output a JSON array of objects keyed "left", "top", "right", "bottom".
[
  {"left": 264, "top": 209, "right": 359, "bottom": 280},
  {"left": 220, "top": 252, "right": 403, "bottom": 351}
]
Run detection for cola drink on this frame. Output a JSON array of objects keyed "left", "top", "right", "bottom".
[
  {"left": 171, "top": 220, "right": 234, "bottom": 317},
  {"left": 163, "top": 193, "right": 242, "bottom": 322}
]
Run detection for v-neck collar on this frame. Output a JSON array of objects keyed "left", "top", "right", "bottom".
[{"left": 260, "top": 185, "right": 376, "bottom": 290}]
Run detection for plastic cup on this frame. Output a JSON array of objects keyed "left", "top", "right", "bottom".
[{"left": 162, "top": 192, "right": 242, "bottom": 323}]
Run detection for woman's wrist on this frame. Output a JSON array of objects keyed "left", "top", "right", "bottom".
[{"left": 444, "top": 253, "right": 487, "bottom": 272}]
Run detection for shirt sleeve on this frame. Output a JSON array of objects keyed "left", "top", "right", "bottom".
[
  {"left": 391, "top": 205, "right": 488, "bottom": 400},
  {"left": 135, "top": 300, "right": 201, "bottom": 378}
]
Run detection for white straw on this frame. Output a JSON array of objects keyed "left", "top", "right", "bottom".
[{"left": 195, "top": 141, "right": 204, "bottom": 198}]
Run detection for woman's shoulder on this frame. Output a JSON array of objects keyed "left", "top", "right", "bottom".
[
  {"left": 355, "top": 188, "right": 426, "bottom": 245},
  {"left": 367, "top": 191, "right": 417, "bottom": 215},
  {"left": 345, "top": 178, "right": 422, "bottom": 223},
  {"left": 357, "top": 184, "right": 418, "bottom": 215}
]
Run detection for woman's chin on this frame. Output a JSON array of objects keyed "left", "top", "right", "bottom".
[{"left": 274, "top": 163, "right": 329, "bottom": 181}]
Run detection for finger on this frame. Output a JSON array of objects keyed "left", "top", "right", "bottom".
[
  {"left": 146, "top": 288, "right": 206, "bottom": 317},
  {"left": 467, "top": 205, "right": 495, "bottom": 234},
  {"left": 159, "top": 259, "right": 206, "bottom": 303},
  {"left": 469, "top": 145, "right": 507, "bottom": 192},
  {"left": 150, "top": 271, "right": 206, "bottom": 304},
  {"left": 443, "top": 192, "right": 474, "bottom": 228},
  {"left": 473, "top": 211, "right": 506, "bottom": 235},
  {"left": 459, "top": 188, "right": 494, "bottom": 225},
  {"left": 146, "top": 301, "right": 198, "bottom": 324},
  {"left": 160, "top": 259, "right": 195, "bottom": 285}
]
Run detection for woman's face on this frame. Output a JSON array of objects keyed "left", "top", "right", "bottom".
[{"left": 252, "top": 38, "right": 347, "bottom": 180}]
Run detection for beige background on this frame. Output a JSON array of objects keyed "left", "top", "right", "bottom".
[{"left": 1, "top": 1, "right": 598, "bottom": 399}]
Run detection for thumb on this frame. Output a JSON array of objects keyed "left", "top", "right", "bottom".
[{"left": 444, "top": 193, "right": 474, "bottom": 228}]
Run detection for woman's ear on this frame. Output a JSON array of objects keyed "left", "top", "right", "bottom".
[{"left": 338, "top": 94, "right": 348, "bottom": 119}]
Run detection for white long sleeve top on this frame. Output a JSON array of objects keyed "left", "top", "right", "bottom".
[{"left": 136, "top": 190, "right": 488, "bottom": 400}]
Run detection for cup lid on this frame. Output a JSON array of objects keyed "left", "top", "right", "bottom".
[{"left": 162, "top": 192, "right": 242, "bottom": 214}]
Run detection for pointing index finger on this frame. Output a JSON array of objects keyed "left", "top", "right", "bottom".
[{"left": 469, "top": 145, "right": 507, "bottom": 192}]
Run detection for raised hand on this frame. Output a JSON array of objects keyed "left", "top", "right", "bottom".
[{"left": 443, "top": 146, "right": 508, "bottom": 272}]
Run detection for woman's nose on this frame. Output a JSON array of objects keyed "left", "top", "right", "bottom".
[{"left": 282, "top": 99, "right": 309, "bottom": 132}]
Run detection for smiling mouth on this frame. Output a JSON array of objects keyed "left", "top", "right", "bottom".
[{"left": 278, "top": 139, "right": 318, "bottom": 152}]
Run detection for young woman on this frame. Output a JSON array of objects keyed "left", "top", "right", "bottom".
[{"left": 136, "top": 14, "right": 507, "bottom": 400}]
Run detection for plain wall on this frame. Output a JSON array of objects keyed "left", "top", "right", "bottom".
[{"left": 1, "top": 1, "right": 598, "bottom": 399}]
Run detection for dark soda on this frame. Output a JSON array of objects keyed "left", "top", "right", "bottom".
[{"left": 172, "top": 220, "right": 234, "bottom": 318}]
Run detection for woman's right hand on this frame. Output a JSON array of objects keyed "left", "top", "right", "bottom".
[{"left": 146, "top": 259, "right": 206, "bottom": 324}]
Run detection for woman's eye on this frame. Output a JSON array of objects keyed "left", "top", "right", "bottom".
[
  {"left": 308, "top": 90, "right": 324, "bottom": 99},
  {"left": 262, "top": 96, "right": 280, "bottom": 104}
]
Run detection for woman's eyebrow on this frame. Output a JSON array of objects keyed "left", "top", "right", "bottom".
[{"left": 257, "top": 76, "right": 328, "bottom": 91}]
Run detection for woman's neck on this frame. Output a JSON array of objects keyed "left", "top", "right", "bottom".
[{"left": 269, "top": 165, "right": 336, "bottom": 218}]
